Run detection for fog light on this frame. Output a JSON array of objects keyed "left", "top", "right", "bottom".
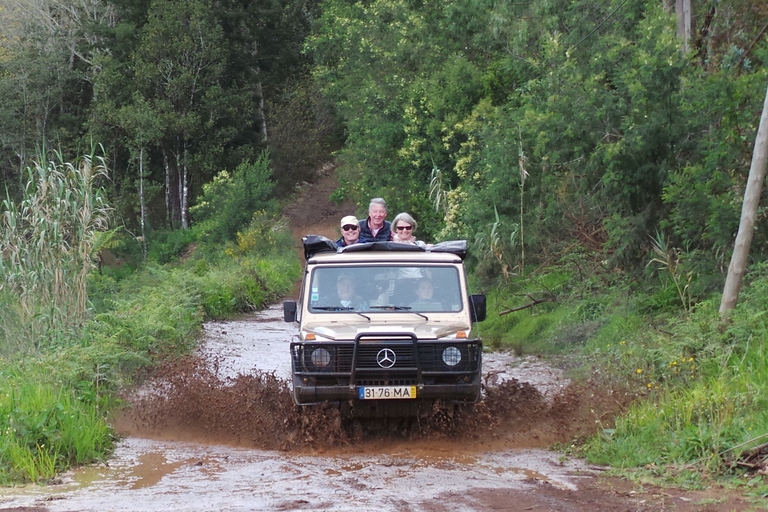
[
  {"left": 442, "top": 346, "right": 461, "bottom": 366},
  {"left": 310, "top": 347, "right": 331, "bottom": 368}
]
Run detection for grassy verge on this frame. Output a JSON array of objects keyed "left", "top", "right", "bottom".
[
  {"left": 0, "top": 214, "right": 300, "bottom": 485},
  {"left": 581, "top": 264, "right": 768, "bottom": 495},
  {"left": 481, "top": 257, "right": 768, "bottom": 493}
]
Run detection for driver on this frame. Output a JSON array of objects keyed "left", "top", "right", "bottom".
[{"left": 334, "top": 274, "right": 365, "bottom": 310}]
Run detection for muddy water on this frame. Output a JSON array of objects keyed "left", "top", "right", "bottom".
[{"left": 0, "top": 304, "right": 601, "bottom": 512}]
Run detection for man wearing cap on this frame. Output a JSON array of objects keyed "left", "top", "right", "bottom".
[
  {"left": 336, "top": 215, "right": 366, "bottom": 247},
  {"left": 358, "top": 197, "right": 392, "bottom": 242},
  {"left": 334, "top": 273, "right": 365, "bottom": 310}
]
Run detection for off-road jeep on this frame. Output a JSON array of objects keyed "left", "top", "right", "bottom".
[{"left": 283, "top": 236, "right": 486, "bottom": 418}]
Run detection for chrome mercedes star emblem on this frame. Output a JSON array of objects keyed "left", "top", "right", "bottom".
[{"left": 376, "top": 348, "right": 396, "bottom": 368}]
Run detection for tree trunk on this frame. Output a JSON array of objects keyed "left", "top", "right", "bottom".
[
  {"left": 163, "top": 148, "right": 171, "bottom": 227},
  {"left": 255, "top": 79, "right": 268, "bottom": 142},
  {"left": 181, "top": 141, "right": 189, "bottom": 230},
  {"left": 139, "top": 146, "right": 147, "bottom": 261},
  {"left": 676, "top": 0, "right": 691, "bottom": 53},
  {"left": 175, "top": 140, "right": 182, "bottom": 227},
  {"left": 719, "top": 81, "right": 768, "bottom": 314}
]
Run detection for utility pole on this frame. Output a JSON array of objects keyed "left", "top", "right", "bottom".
[{"left": 720, "top": 82, "right": 768, "bottom": 314}]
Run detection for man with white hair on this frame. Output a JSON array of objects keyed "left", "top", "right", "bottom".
[{"left": 358, "top": 197, "right": 392, "bottom": 242}]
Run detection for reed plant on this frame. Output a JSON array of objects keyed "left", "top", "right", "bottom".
[
  {"left": 0, "top": 150, "right": 302, "bottom": 484},
  {"left": 0, "top": 151, "right": 110, "bottom": 354}
]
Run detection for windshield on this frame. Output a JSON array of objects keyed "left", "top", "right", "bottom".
[{"left": 308, "top": 265, "right": 462, "bottom": 313}]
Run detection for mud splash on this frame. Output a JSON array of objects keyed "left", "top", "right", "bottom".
[
  {"left": 115, "top": 355, "right": 556, "bottom": 450},
  {"left": 115, "top": 358, "right": 346, "bottom": 449},
  {"left": 110, "top": 302, "right": 632, "bottom": 455}
]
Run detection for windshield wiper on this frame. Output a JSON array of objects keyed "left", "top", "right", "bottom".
[
  {"left": 367, "top": 305, "right": 428, "bottom": 320},
  {"left": 312, "top": 306, "right": 355, "bottom": 311}
]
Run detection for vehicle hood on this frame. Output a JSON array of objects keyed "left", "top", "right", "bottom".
[{"left": 300, "top": 317, "right": 471, "bottom": 341}]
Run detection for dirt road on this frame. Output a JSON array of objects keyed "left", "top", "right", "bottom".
[{"left": 0, "top": 305, "right": 585, "bottom": 512}]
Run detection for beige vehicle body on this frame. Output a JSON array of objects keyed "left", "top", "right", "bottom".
[{"left": 283, "top": 237, "right": 486, "bottom": 418}]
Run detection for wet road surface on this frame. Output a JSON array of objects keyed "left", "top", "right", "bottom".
[{"left": 0, "top": 305, "right": 736, "bottom": 512}]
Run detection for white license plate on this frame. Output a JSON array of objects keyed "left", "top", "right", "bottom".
[{"left": 358, "top": 386, "right": 417, "bottom": 400}]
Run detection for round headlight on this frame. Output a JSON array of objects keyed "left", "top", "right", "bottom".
[
  {"left": 442, "top": 346, "right": 462, "bottom": 366},
  {"left": 310, "top": 347, "right": 332, "bottom": 368}
]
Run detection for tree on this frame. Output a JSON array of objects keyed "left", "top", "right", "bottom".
[
  {"left": 0, "top": 0, "right": 96, "bottom": 180},
  {"left": 719, "top": 81, "right": 768, "bottom": 314},
  {"left": 133, "top": 0, "right": 253, "bottom": 229},
  {"left": 115, "top": 93, "right": 163, "bottom": 260}
]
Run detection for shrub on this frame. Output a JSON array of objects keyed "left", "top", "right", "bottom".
[{"left": 190, "top": 153, "right": 276, "bottom": 244}]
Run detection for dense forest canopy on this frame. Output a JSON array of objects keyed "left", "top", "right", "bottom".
[{"left": 0, "top": 0, "right": 766, "bottom": 281}]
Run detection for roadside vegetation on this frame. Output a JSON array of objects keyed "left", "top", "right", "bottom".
[
  {"left": 0, "top": 151, "right": 299, "bottom": 484},
  {"left": 1, "top": 0, "right": 768, "bottom": 495},
  {"left": 476, "top": 253, "right": 768, "bottom": 494}
]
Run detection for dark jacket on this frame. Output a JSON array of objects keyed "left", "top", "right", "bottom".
[
  {"left": 336, "top": 236, "right": 368, "bottom": 248},
  {"left": 359, "top": 218, "right": 392, "bottom": 242}
]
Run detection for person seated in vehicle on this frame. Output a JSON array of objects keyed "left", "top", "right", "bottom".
[
  {"left": 333, "top": 274, "right": 366, "bottom": 310},
  {"left": 368, "top": 272, "right": 395, "bottom": 307},
  {"left": 409, "top": 278, "right": 444, "bottom": 311},
  {"left": 359, "top": 197, "right": 392, "bottom": 242},
  {"left": 336, "top": 215, "right": 366, "bottom": 247}
]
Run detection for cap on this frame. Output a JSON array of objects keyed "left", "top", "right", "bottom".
[{"left": 340, "top": 215, "right": 359, "bottom": 227}]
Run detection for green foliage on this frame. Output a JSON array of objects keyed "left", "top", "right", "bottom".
[
  {"left": 0, "top": 151, "right": 111, "bottom": 353},
  {"left": 0, "top": 371, "right": 113, "bottom": 484},
  {"left": 0, "top": 0, "right": 316, "bottom": 234},
  {"left": 190, "top": 154, "right": 276, "bottom": 244},
  {"left": 646, "top": 231, "right": 695, "bottom": 313},
  {"left": 663, "top": 51, "right": 768, "bottom": 257},
  {"left": 478, "top": 270, "right": 581, "bottom": 355},
  {"left": 583, "top": 263, "right": 768, "bottom": 473},
  {"left": 0, "top": 3, "right": 86, "bottom": 176},
  {"left": 268, "top": 77, "right": 342, "bottom": 196},
  {"left": 310, "top": 0, "right": 768, "bottom": 277},
  {"left": 0, "top": 159, "right": 299, "bottom": 483},
  {"left": 146, "top": 228, "right": 199, "bottom": 264},
  {"left": 474, "top": 205, "right": 520, "bottom": 282}
]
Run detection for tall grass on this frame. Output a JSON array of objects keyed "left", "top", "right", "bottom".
[
  {"left": 0, "top": 374, "right": 113, "bottom": 484},
  {"left": 583, "top": 262, "right": 768, "bottom": 476},
  {"left": 0, "top": 150, "right": 301, "bottom": 484},
  {"left": 0, "top": 151, "right": 110, "bottom": 354}
]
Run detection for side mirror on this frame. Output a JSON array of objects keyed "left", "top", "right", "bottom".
[
  {"left": 469, "top": 294, "right": 486, "bottom": 323},
  {"left": 283, "top": 300, "right": 297, "bottom": 322}
]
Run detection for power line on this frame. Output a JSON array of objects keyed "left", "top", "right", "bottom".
[{"left": 572, "top": 0, "right": 630, "bottom": 50}]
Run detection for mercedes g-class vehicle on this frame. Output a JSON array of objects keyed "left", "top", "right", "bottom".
[{"left": 283, "top": 236, "right": 486, "bottom": 418}]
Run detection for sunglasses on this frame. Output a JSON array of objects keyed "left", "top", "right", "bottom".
[
  {"left": 396, "top": 225, "right": 412, "bottom": 231},
  {"left": 342, "top": 225, "right": 359, "bottom": 231}
]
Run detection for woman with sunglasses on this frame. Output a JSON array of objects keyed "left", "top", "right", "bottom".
[
  {"left": 391, "top": 212, "right": 426, "bottom": 247},
  {"left": 390, "top": 212, "right": 430, "bottom": 304}
]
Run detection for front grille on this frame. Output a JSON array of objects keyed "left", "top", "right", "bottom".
[
  {"left": 357, "top": 343, "right": 415, "bottom": 369},
  {"left": 292, "top": 339, "right": 481, "bottom": 376}
]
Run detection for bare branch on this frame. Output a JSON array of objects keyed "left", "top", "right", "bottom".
[{"left": 499, "top": 293, "right": 557, "bottom": 315}]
